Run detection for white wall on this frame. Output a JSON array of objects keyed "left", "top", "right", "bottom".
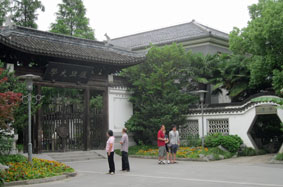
[
  {"left": 108, "top": 87, "right": 133, "bottom": 133},
  {"left": 108, "top": 86, "right": 136, "bottom": 147},
  {"left": 187, "top": 102, "right": 283, "bottom": 149}
]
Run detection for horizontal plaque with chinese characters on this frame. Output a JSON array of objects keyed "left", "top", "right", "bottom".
[
  {"left": 44, "top": 62, "right": 93, "bottom": 83},
  {"left": 255, "top": 105, "right": 277, "bottom": 115}
]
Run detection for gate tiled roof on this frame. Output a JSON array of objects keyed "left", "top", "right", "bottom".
[
  {"left": 111, "top": 20, "right": 229, "bottom": 50},
  {"left": 0, "top": 26, "right": 145, "bottom": 66}
]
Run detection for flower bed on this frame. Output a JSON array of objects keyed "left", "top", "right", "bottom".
[
  {"left": 0, "top": 155, "right": 74, "bottom": 183},
  {"left": 122, "top": 146, "right": 233, "bottom": 160}
]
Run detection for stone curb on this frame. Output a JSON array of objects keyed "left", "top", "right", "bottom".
[
  {"left": 94, "top": 150, "right": 121, "bottom": 159},
  {"left": 129, "top": 155, "right": 209, "bottom": 162},
  {"left": 4, "top": 172, "right": 77, "bottom": 186},
  {"left": 93, "top": 150, "right": 107, "bottom": 159},
  {"left": 269, "top": 155, "right": 283, "bottom": 164}
]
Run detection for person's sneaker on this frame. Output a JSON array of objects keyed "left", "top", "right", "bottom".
[
  {"left": 158, "top": 160, "right": 162, "bottom": 164},
  {"left": 110, "top": 172, "right": 115, "bottom": 175},
  {"left": 161, "top": 160, "right": 166, "bottom": 164},
  {"left": 167, "top": 160, "right": 170, "bottom": 164}
]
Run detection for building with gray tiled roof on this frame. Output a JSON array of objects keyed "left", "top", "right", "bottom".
[{"left": 111, "top": 20, "right": 230, "bottom": 55}]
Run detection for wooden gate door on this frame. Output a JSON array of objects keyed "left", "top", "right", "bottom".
[{"left": 41, "top": 88, "right": 85, "bottom": 152}]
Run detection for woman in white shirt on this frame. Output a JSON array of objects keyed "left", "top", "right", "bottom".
[{"left": 106, "top": 130, "right": 115, "bottom": 174}]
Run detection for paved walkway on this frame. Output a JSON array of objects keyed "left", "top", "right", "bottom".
[{"left": 17, "top": 154, "right": 283, "bottom": 187}]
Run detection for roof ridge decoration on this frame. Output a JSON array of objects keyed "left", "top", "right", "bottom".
[{"left": 191, "top": 20, "right": 212, "bottom": 34}]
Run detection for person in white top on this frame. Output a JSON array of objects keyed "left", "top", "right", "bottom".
[
  {"left": 169, "top": 125, "right": 180, "bottom": 164},
  {"left": 106, "top": 130, "right": 115, "bottom": 174}
]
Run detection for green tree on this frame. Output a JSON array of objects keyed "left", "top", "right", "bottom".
[
  {"left": 121, "top": 44, "right": 197, "bottom": 145},
  {"left": 0, "top": 0, "right": 10, "bottom": 26},
  {"left": 50, "top": 0, "right": 95, "bottom": 40},
  {"left": 12, "top": 0, "right": 45, "bottom": 28},
  {"left": 209, "top": 54, "right": 258, "bottom": 102},
  {"left": 0, "top": 61, "right": 41, "bottom": 133},
  {"left": 229, "top": 0, "right": 283, "bottom": 96}
]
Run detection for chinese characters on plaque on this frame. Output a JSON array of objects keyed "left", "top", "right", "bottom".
[{"left": 44, "top": 62, "right": 93, "bottom": 83}]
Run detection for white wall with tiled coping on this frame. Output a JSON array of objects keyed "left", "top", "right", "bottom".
[
  {"left": 108, "top": 86, "right": 135, "bottom": 148},
  {"left": 107, "top": 88, "right": 283, "bottom": 149},
  {"left": 186, "top": 97, "right": 283, "bottom": 149}
]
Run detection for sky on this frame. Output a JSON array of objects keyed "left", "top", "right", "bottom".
[{"left": 37, "top": 0, "right": 258, "bottom": 41}]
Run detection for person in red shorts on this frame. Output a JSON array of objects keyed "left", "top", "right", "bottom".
[{"left": 157, "top": 125, "right": 166, "bottom": 164}]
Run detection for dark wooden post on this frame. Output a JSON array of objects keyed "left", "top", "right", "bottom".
[
  {"left": 84, "top": 87, "right": 91, "bottom": 150},
  {"left": 102, "top": 87, "right": 109, "bottom": 147},
  {"left": 34, "top": 85, "right": 42, "bottom": 153}
]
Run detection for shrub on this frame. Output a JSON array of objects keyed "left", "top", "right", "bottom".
[
  {"left": 204, "top": 133, "right": 243, "bottom": 153},
  {"left": 186, "top": 135, "right": 201, "bottom": 147},
  {"left": 275, "top": 153, "right": 283, "bottom": 161},
  {"left": 238, "top": 147, "right": 257, "bottom": 156},
  {"left": 208, "top": 147, "right": 233, "bottom": 159},
  {"left": 256, "top": 149, "right": 267, "bottom": 155},
  {"left": 204, "top": 133, "right": 222, "bottom": 147},
  {"left": 16, "top": 144, "right": 24, "bottom": 152},
  {"left": 0, "top": 154, "right": 26, "bottom": 164},
  {"left": 220, "top": 135, "right": 242, "bottom": 153},
  {"left": 115, "top": 145, "right": 157, "bottom": 156},
  {"left": 0, "top": 137, "right": 13, "bottom": 155}
]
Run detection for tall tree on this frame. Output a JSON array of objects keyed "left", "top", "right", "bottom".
[
  {"left": 121, "top": 44, "right": 197, "bottom": 144},
  {"left": 229, "top": 0, "right": 283, "bottom": 96},
  {"left": 0, "top": 0, "right": 10, "bottom": 26},
  {"left": 50, "top": 0, "right": 95, "bottom": 40},
  {"left": 12, "top": 0, "right": 45, "bottom": 28}
]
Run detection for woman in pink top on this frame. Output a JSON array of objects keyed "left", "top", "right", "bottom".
[{"left": 106, "top": 130, "right": 115, "bottom": 174}]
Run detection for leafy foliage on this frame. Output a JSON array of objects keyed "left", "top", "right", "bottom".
[
  {"left": 11, "top": 0, "right": 45, "bottom": 28},
  {"left": 90, "top": 95, "right": 103, "bottom": 112},
  {"left": 185, "top": 135, "right": 201, "bottom": 147},
  {"left": 50, "top": 0, "right": 95, "bottom": 40},
  {"left": 0, "top": 0, "right": 10, "bottom": 26},
  {"left": 0, "top": 62, "right": 23, "bottom": 130},
  {"left": 204, "top": 133, "right": 243, "bottom": 153},
  {"left": 0, "top": 61, "right": 41, "bottom": 134},
  {"left": 229, "top": 0, "right": 283, "bottom": 96},
  {"left": 276, "top": 153, "right": 283, "bottom": 161},
  {"left": 209, "top": 54, "right": 255, "bottom": 101},
  {"left": 0, "top": 154, "right": 26, "bottom": 164},
  {"left": 0, "top": 137, "right": 13, "bottom": 155},
  {"left": 121, "top": 44, "right": 197, "bottom": 144}
]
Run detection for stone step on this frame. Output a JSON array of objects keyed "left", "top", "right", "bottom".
[{"left": 47, "top": 151, "right": 104, "bottom": 162}]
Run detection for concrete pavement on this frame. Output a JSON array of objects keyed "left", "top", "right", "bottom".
[{"left": 15, "top": 154, "right": 283, "bottom": 187}]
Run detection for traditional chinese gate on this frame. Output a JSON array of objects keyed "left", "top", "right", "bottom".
[
  {"left": 90, "top": 108, "right": 104, "bottom": 149},
  {"left": 41, "top": 88, "right": 85, "bottom": 152},
  {"left": 0, "top": 25, "right": 145, "bottom": 153}
]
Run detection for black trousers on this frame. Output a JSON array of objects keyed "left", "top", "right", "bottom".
[
  {"left": 107, "top": 152, "right": 115, "bottom": 173},
  {"left": 122, "top": 151, "right": 130, "bottom": 171}
]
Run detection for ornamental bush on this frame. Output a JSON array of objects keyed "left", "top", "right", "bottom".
[
  {"left": 0, "top": 154, "right": 26, "bottom": 164},
  {"left": 238, "top": 147, "right": 257, "bottom": 156},
  {"left": 0, "top": 137, "right": 13, "bottom": 155},
  {"left": 204, "top": 133, "right": 243, "bottom": 153},
  {"left": 276, "top": 153, "right": 283, "bottom": 161}
]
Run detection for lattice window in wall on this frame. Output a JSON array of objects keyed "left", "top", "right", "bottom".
[
  {"left": 180, "top": 120, "right": 199, "bottom": 139},
  {"left": 208, "top": 119, "right": 229, "bottom": 135}
]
